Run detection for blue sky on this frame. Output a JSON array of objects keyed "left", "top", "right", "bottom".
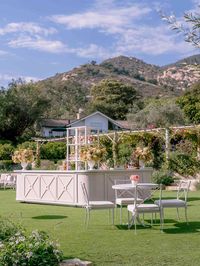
[{"left": 0, "top": 0, "right": 199, "bottom": 86}]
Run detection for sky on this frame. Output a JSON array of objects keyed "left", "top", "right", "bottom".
[{"left": 0, "top": 0, "right": 199, "bottom": 87}]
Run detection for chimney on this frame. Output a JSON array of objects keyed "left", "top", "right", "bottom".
[{"left": 76, "top": 108, "right": 83, "bottom": 120}]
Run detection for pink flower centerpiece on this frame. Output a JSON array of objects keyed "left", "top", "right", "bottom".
[{"left": 130, "top": 174, "right": 140, "bottom": 185}]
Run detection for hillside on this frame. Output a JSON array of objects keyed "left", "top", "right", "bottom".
[{"left": 38, "top": 54, "right": 200, "bottom": 118}]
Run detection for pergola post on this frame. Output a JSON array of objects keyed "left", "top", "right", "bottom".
[
  {"left": 165, "top": 128, "right": 170, "bottom": 165},
  {"left": 36, "top": 141, "right": 41, "bottom": 167}
]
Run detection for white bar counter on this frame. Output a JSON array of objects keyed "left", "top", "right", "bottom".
[{"left": 15, "top": 168, "right": 153, "bottom": 206}]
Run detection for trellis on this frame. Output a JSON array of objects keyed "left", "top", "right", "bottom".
[{"left": 33, "top": 124, "right": 200, "bottom": 169}]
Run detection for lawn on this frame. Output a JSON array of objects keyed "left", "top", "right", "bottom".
[{"left": 0, "top": 189, "right": 200, "bottom": 266}]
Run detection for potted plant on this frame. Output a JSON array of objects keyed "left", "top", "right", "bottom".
[
  {"left": 12, "top": 149, "right": 35, "bottom": 170},
  {"left": 133, "top": 146, "right": 153, "bottom": 168},
  {"left": 80, "top": 145, "right": 106, "bottom": 170}
]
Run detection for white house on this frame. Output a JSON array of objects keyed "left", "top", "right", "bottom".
[
  {"left": 67, "top": 111, "right": 127, "bottom": 133},
  {"left": 40, "top": 119, "right": 70, "bottom": 138},
  {"left": 40, "top": 111, "right": 129, "bottom": 137}
]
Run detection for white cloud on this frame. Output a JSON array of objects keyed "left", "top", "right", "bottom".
[
  {"left": 0, "top": 1, "right": 197, "bottom": 58},
  {"left": 71, "top": 44, "right": 111, "bottom": 59},
  {"left": 0, "top": 22, "right": 56, "bottom": 36},
  {"left": 8, "top": 36, "right": 66, "bottom": 53},
  {"left": 48, "top": 1, "right": 196, "bottom": 58},
  {"left": 115, "top": 25, "right": 195, "bottom": 56},
  {"left": 50, "top": 5, "right": 151, "bottom": 32},
  {"left": 0, "top": 50, "right": 9, "bottom": 56},
  {"left": 0, "top": 73, "right": 39, "bottom": 86}
]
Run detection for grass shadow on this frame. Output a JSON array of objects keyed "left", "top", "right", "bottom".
[
  {"left": 163, "top": 221, "right": 200, "bottom": 234},
  {"left": 32, "top": 215, "right": 67, "bottom": 220}
]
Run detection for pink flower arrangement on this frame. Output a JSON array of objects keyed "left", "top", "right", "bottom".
[{"left": 130, "top": 175, "right": 140, "bottom": 182}]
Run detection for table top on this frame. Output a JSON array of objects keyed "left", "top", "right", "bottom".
[{"left": 112, "top": 183, "right": 158, "bottom": 190}]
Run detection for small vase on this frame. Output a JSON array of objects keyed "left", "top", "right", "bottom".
[
  {"left": 139, "top": 160, "right": 145, "bottom": 168},
  {"left": 21, "top": 162, "right": 28, "bottom": 170},
  {"left": 131, "top": 180, "right": 138, "bottom": 185},
  {"left": 87, "top": 160, "right": 95, "bottom": 170}
]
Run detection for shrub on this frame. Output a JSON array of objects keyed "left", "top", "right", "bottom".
[
  {"left": 152, "top": 170, "right": 174, "bottom": 186},
  {"left": 0, "top": 160, "right": 16, "bottom": 171},
  {"left": 0, "top": 229, "right": 63, "bottom": 266},
  {"left": 0, "top": 219, "right": 21, "bottom": 242},
  {"left": 169, "top": 152, "right": 200, "bottom": 177},
  {"left": 0, "top": 144, "right": 14, "bottom": 160},
  {"left": 40, "top": 142, "right": 66, "bottom": 162}
]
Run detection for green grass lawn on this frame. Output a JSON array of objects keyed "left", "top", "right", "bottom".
[{"left": 0, "top": 189, "right": 200, "bottom": 266}]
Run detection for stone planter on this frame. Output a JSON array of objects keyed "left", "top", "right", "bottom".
[
  {"left": 21, "top": 162, "right": 28, "bottom": 170},
  {"left": 87, "top": 160, "right": 95, "bottom": 170}
]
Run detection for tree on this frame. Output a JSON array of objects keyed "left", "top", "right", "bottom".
[
  {"left": 0, "top": 80, "right": 50, "bottom": 141},
  {"left": 89, "top": 79, "right": 140, "bottom": 119},
  {"left": 161, "top": 7, "right": 200, "bottom": 48},
  {"left": 177, "top": 82, "right": 200, "bottom": 124},
  {"left": 127, "top": 99, "right": 186, "bottom": 128}
]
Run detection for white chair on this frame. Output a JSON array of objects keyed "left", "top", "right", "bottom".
[
  {"left": 154, "top": 180, "right": 191, "bottom": 224},
  {"left": 0, "top": 174, "right": 4, "bottom": 188},
  {"left": 4, "top": 174, "right": 16, "bottom": 189},
  {"left": 114, "top": 179, "right": 142, "bottom": 224},
  {"left": 127, "top": 183, "right": 163, "bottom": 233},
  {"left": 81, "top": 182, "right": 115, "bottom": 226}
]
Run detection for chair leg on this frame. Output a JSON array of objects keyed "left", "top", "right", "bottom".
[
  {"left": 128, "top": 210, "right": 130, "bottom": 228},
  {"left": 112, "top": 208, "right": 114, "bottom": 225},
  {"left": 151, "top": 213, "right": 153, "bottom": 225},
  {"left": 120, "top": 205, "right": 122, "bottom": 224},
  {"left": 134, "top": 214, "right": 137, "bottom": 234},
  {"left": 176, "top": 208, "right": 180, "bottom": 220},
  {"left": 86, "top": 209, "right": 90, "bottom": 228},
  {"left": 160, "top": 209, "right": 164, "bottom": 232},
  {"left": 185, "top": 207, "right": 189, "bottom": 225},
  {"left": 84, "top": 208, "right": 87, "bottom": 225}
]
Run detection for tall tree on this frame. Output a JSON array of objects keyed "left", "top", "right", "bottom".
[
  {"left": 89, "top": 79, "right": 140, "bottom": 120},
  {"left": 127, "top": 98, "right": 186, "bottom": 129},
  {"left": 0, "top": 80, "right": 49, "bottom": 141},
  {"left": 177, "top": 82, "right": 200, "bottom": 124}
]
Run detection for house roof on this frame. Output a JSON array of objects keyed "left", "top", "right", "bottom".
[
  {"left": 115, "top": 120, "right": 131, "bottom": 130},
  {"left": 41, "top": 119, "right": 71, "bottom": 128},
  {"left": 66, "top": 111, "right": 126, "bottom": 130}
]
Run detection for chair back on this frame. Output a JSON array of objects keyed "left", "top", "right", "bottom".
[
  {"left": 134, "top": 183, "right": 162, "bottom": 208},
  {"left": 177, "top": 180, "right": 191, "bottom": 202},
  {"left": 81, "top": 182, "right": 89, "bottom": 206}
]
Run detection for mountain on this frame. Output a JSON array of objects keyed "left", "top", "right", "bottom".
[{"left": 38, "top": 54, "right": 200, "bottom": 118}]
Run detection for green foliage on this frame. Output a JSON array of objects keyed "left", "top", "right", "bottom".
[
  {"left": 0, "top": 160, "right": 16, "bottom": 171},
  {"left": 0, "top": 219, "right": 22, "bottom": 242},
  {"left": 89, "top": 79, "right": 140, "bottom": 119},
  {"left": 0, "top": 144, "right": 14, "bottom": 160},
  {"left": 127, "top": 98, "right": 186, "bottom": 128},
  {"left": 40, "top": 142, "right": 66, "bottom": 161},
  {"left": 0, "top": 80, "right": 50, "bottom": 141},
  {"left": 117, "top": 143, "right": 133, "bottom": 165},
  {"left": 100, "top": 131, "right": 164, "bottom": 169},
  {"left": 169, "top": 151, "right": 200, "bottom": 177},
  {"left": 152, "top": 170, "right": 174, "bottom": 186},
  {"left": 0, "top": 227, "right": 63, "bottom": 266},
  {"left": 42, "top": 79, "right": 87, "bottom": 118},
  {"left": 16, "top": 141, "right": 36, "bottom": 151},
  {"left": 177, "top": 82, "right": 200, "bottom": 124}
]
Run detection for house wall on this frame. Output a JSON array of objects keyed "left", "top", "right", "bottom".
[
  {"left": 42, "top": 127, "right": 66, "bottom": 137},
  {"left": 71, "top": 113, "right": 108, "bottom": 132}
]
